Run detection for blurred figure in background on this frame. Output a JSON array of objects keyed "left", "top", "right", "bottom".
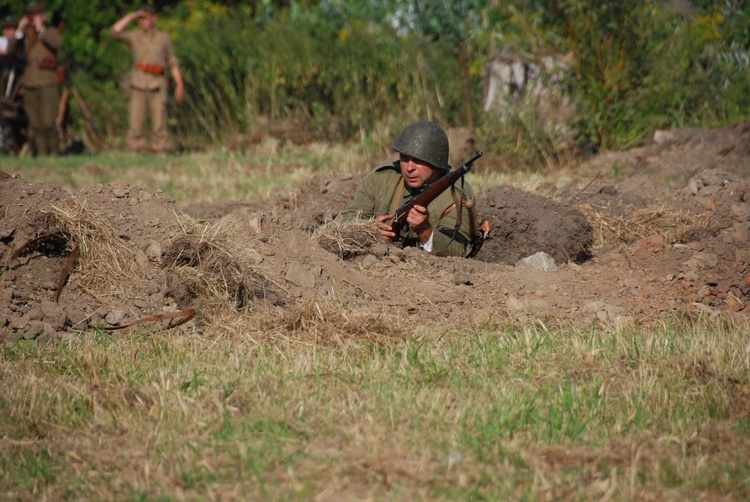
[
  {"left": 110, "top": 5, "right": 184, "bottom": 154},
  {"left": 0, "top": 16, "right": 27, "bottom": 154},
  {"left": 0, "top": 17, "right": 17, "bottom": 54},
  {"left": 12, "top": 1, "right": 63, "bottom": 156}
]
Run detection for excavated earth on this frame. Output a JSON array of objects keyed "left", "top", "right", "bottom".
[{"left": 1, "top": 123, "right": 749, "bottom": 342}]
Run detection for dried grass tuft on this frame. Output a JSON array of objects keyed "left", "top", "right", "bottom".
[
  {"left": 208, "top": 296, "right": 407, "bottom": 351},
  {"left": 577, "top": 204, "right": 712, "bottom": 249},
  {"left": 313, "top": 217, "right": 381, "bottom": 259},
  {"left": 40, "top": 196, "right": 145, "bottom": 300},
  {"left": 163, "top": 212, "right": 285, "bottom": 321}
]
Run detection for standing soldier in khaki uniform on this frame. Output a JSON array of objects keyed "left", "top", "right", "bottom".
[
  {"left": 110, "top": 6, "right": 184, "bottom": 154},
  {"left": 12, "top": 2, "right": 63, "bottom": 156}
]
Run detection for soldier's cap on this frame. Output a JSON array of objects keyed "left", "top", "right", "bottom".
[
  {"left": 26, "top": 2, "right": 46, "bottom": 15},
  {"left": 3, "top": 17, "right": 17, "bottom": 29}
]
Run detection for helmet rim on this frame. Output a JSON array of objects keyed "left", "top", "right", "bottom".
[{"left": 391, "top": 121, "right": 450, "bottom": 170}]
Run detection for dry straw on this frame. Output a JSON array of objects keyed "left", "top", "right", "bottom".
[
  {"left": 40, "top": 196, "right": 147, "bottom": 301},
  {"left": 577, "top": 204, "right": 713, "bottom": 249},
  {"left": 162, "top": 210, "right": 286, "bottom": 322},
  {"left": 313, "top": 216, "right": 381, "bottom": 259}
]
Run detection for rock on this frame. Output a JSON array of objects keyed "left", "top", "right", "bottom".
[
  {"left": 246, "top": 249, "right": 264, "bottom": 265},
  {"left": 144, "top": 241, "right": 163, "bottom": 261},
  {"left": 22, "top": 320, "right": 46, "bottom": 339},
  {"left": 506, "top": 296, "right": 525, "bottom": 312},
  {"left": 105, "top": 309, "right": 127, "bottom": 326},
  {"left": 515, "top": 252, "right": 558, "bottom": 271},
  {"left": 653, "top": 129, "right": 676, "bottom": 145},
  {"left": 40, "top": 301, "right": 67, "bottom": 330},
  {"left": 26, "top": 305, "right": 43, "bottom": 321},
  {"left": 285, "top": 261, "right": 318, "bottom": 289}
]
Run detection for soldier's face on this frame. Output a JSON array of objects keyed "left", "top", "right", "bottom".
[
  {"left": 399, "top": 154, "right": 438, "bottom": 189},
  {"left": 139, "top": 14, "right": 156, "bottom": 31}
]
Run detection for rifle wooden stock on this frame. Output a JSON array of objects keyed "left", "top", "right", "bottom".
[{"left": 391, "top": 150, "right": 483, "bottom": 237}]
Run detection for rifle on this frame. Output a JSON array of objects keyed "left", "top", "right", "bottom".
[
  {"left": 70, "top": 85, "right": 106, "bottom": 153},
  {"left": 391, "top": 150, "right": 483, "bottom": 240}
]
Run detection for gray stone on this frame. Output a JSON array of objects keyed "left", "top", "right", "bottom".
[
  {"left": 285, "top": 261, "right": 318, "bottom": 289},
  {"left": 515, "top": 251, "right": 558, "bottom": 271},
  {"left": 105, "top": 309, "right": 127, "bottom": 325},
  {"left": 246, "top": 249, "right": 264, "bottom": 265},
  {"left": 40, "top": 301, "right": 67, "bottom": 330},
  {"left": 144, "top": 241, "right": 162, "bottom": 261}
]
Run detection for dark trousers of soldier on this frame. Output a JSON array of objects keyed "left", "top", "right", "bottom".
[
  {"left": 128, "top": 87, "right": 170, "bottom": 153},
  {"left": 23, "top": 85, "right": 60, "bottom": 156}
]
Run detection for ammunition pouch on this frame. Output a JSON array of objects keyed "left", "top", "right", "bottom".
[
  {"left": 135, "top": 62, "right": 165, "bottom": 76},
  {"left": 30, "top": 58, "right": 57, "bottom": 71},
  {"left": 56, "top": 66, "right": 67, "bottom": 84},
  {"left": 465, "top": 201, "right": 491, "bottom": 259}
]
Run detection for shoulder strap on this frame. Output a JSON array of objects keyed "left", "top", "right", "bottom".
[{"left": 388, "top": 176, "right": 404, "bottom": 216}]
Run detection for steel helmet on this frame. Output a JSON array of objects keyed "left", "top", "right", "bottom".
[{"left": 391, "top": 121, "right": 450, "bottom": 170}]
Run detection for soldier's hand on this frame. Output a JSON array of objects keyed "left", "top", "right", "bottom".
[
  {"left": 32, "top": 17, "right": 45, "bottom": 33},
  {"left": 407, "top": 204, "right": 433, "bottom": 245},
  {"left": 407, "top": 204, "right": 430, "bottom": 233},
  {"left": 174, "top": 84, "right": 184, "bottom": 104},
  {"left": 374, "top": 214, "right": 397, "bottom": 242},
  {"left": 16, "top": 16, "right": 30, "bottom": 33}
]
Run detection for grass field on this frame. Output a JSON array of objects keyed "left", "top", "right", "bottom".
[
  {"left": 2, "top": 314, "right": 749, "bottom": 499},
  {"left": 2, "top": 149, "right": 749, "bottom": 499}
]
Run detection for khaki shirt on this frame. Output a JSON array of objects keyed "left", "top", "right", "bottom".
[
  {"left": 16, "top": 28, "right": 62, "bottom": 88},
  {"left": 341, "top": 161, "right": 476, "bottom": 257},
  {"left": 110, "top": 28, "right": 178, "bottom": 91}
]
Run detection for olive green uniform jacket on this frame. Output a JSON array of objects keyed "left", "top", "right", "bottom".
[
  {"left": 17, "top": 27, "right": 62, "bottom": 88},
  {"left": 341, "top": 161, "right": 475, "bottom": 257}
]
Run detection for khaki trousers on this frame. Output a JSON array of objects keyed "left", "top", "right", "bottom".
[
  {"left": 127, "top": 86, "right": 170, "bottom": 153},
  {"left": 23, "top": 85, "right": 60, "bottom": 156}
]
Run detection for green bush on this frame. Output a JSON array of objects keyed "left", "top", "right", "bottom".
[{"left": 476, "top": 0, "right": 749, "bottom": 166}]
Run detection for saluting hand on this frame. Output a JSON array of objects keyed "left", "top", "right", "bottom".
[
  {"left": 16, "top": 16, "right": 30, "bottom": 34},
  {"left": 31, "top": 16, "right": 45, "bottom": 33}
]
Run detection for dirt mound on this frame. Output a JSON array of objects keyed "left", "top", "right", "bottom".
[
  {"left": 0, "top": 172, "right": 189, "bottom": 341},
  {"left": 1, "top": 124, "right": 749, "bottom": 343},
  {"left": 477, "top": 185, "right": 592, "bottom": 264}
]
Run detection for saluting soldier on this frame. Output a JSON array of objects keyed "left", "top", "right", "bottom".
[
  {"left": 341, "top": 121, "right": 477, "bottom": 257},
  {"left": 12, "top": 2, "right": 63, "bottom": 156},
  {"left": 110, "top": 5, "right": 184, "bottom": 154}
]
